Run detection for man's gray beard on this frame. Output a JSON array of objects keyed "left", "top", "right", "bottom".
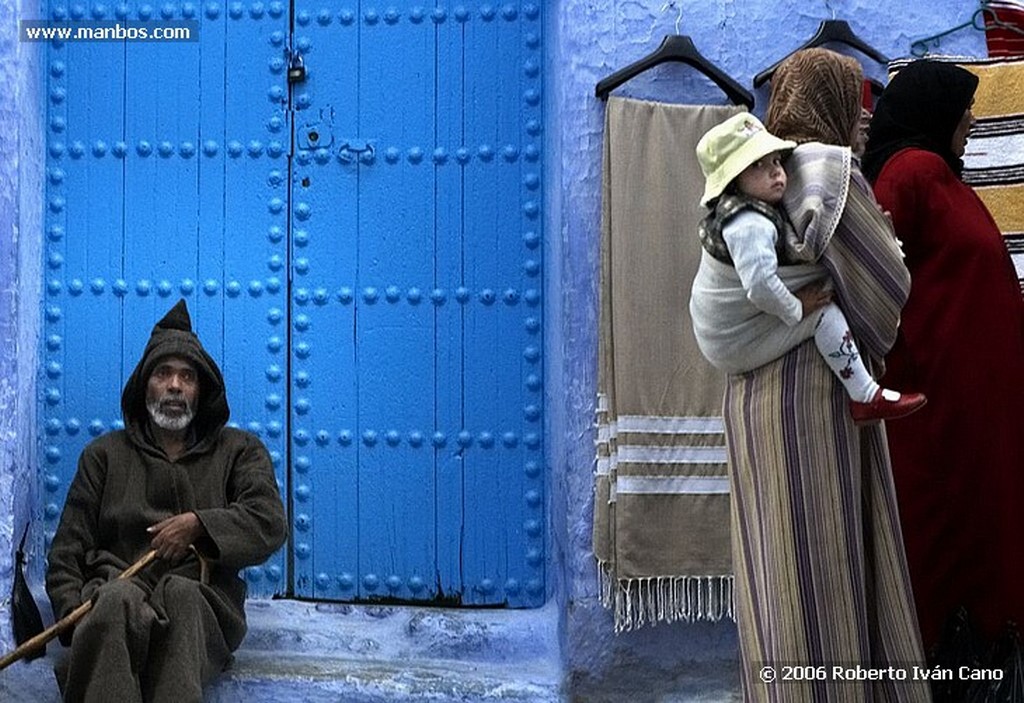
[{"left": 146, "top": 398, "right": 195, "bottom": 431}]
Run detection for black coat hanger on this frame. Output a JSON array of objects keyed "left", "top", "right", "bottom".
[
  {"left": 752, "top": 19, "right": 889, "bottom": 88},
  {"left": 595, "top": 34, "right": 755, "bottom": 108}
]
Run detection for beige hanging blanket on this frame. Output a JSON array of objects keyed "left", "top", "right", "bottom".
[{"left": 593, "top": 98, "right": 741, "bottom": 631}]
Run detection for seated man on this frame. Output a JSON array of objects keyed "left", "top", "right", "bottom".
[{"left": 46, "top": 299, "right": 288, "bottom": 702}]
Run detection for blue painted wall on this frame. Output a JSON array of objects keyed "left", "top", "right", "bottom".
[
  {"left": 3, "top": 0, "right": 992, "bottom": 694},
  {"left": 2, "top": 0, "right": 44, "bottom": 644}
]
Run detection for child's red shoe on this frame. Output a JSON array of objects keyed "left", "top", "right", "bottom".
[{"left": 850, "top": 389, "right": 927, "bottom": 425}]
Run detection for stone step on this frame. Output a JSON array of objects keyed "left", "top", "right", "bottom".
[
  {"left": 0, "top": 649, "right": 564, "bottom": 703},
  {"left": 0, "top": 599, "right": 565, "bottom": 702},
  {"left": 209, "top": 600, "right": 565, "bottom": 701},
  {"left": 210, "top": 651, "right": 563, "bottom": 702}
]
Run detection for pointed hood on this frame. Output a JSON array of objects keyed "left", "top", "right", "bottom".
[{"left": 120, "top": 299, "right": 230, "bottom": 449}]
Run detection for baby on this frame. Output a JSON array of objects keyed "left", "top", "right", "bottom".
[{"left": 692, "top": 112, "right": 925, "bottom": 424}]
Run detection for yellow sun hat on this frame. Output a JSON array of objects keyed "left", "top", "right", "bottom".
[{"left": 695, "top": 112, "right": 797, "bottom": 207}]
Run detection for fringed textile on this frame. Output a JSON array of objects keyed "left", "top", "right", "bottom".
[{"left": 593, "top": 97, "right": 740, "bottom": 632}]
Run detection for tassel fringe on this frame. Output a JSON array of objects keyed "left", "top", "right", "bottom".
[
  {"left": 604, "top": 574, "right": 735, "bottom": 633},
  {"left": 596, "top": 560, "right": 616, "bottom": 609}
]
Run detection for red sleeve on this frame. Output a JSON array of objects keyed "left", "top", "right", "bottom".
[{"left": 871, "top": 150, "right": 951, "bottom": 267}]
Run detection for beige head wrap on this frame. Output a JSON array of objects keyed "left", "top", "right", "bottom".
[{"left": 764, "top": 48, "right": 863, "bottom": 147}]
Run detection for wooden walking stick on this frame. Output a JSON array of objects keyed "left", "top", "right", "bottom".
[{"left": 0, "top": 549, "right": 159, "bottom": 671}]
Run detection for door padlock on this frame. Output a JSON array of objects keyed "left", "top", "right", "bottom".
[{"left": 288, "top": 53, "right": 306, "bottom": 84}]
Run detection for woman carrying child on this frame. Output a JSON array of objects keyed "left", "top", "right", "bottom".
[
  {"left": 689, "top": 48, "right": 932, "bottom": 702},
  {"left": 691, "top": 110, "right": 925, "bottom": 423}
]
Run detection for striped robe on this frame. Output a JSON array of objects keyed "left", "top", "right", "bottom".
[{"left": 726, "top": 144, "right": 932, "bottom": 702}]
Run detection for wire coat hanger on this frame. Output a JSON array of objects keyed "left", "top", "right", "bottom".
[
  {"left": 595, "top": 2, "right": 755, "bottom": 107},
  {"left": 752, "top": 15, "right": 889, "bottom": 87},
  {"left": 910, "top": 3, "right": 1024, "bottom": 57}
]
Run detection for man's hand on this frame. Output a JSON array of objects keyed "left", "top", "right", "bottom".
[{"left": 148, "top": 512, "right": 205, "bottom": 562}]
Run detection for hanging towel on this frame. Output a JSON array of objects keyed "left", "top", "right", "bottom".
[
  {"left": 593, "top": 97, "right": 741, "bottom": 632},
  {"left": 891, "top": 55, "right": 1024, "bottom": 290}
]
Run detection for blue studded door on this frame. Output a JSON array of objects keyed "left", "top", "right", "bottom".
[
  {"left": 39, "top": 1, "right": 543, "bottom": 607},
  {"left": 288, "top": 2, "right": 545, "bottom": 606}
]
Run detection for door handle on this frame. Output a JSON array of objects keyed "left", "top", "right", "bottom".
[{"left": 337, "top": 140, "right": 375, "bottom": 164}]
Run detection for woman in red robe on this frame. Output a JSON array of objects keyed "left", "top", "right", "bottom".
[{"left": 862, "top": 60, "right": 1024, "bottom": 654}]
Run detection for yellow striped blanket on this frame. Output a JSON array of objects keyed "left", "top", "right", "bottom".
[{"left": 892, "top": 55, "right": 1024, "bottom": 290}]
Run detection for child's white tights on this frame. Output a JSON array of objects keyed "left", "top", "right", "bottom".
[{"left": 812, "top": 303, "right": 880, "bottom": 403}]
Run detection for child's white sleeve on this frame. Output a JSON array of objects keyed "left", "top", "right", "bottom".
[{"left": 722, "top": 211, "right": 803, "bottom": 326}]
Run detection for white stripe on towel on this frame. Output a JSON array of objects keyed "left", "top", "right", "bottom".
[
  {"left": 618, "top": 445, "right": 728, "bottom": 465},
  {"left": 617, "top": 475, "right": 730, "bottom": 495},
  {"left": 617, "top": 415, "right": 725, "bottom": 434}
]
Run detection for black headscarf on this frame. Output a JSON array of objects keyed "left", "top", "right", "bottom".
[{"left": 861, "top": 60, "right": 979, "bottom": 183}]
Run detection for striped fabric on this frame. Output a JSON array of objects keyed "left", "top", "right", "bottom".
[
  {"left": 984, "top": 1, "right": 1024, "bottom": 57},
  {"left": 891, "top": 55, "right": 1024, "bottom": 289},
  {"left": 960, "top": 55, "right": 1024, "bottom": 289},
  {"left": 594, "top": 98, "right": 741, "bottom": 632},
  {"left": 787, "top": 155, "right": 908, "bottom": 359},
  {"left": 728, "top": 146, "right": 930, "bottom": 701}
]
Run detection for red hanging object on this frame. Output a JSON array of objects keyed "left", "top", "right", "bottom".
[
  {"left": 862, "top": 79, "right": 874, "bottom": 111},
  {"left": 984, "top": 1, "right": 1024, "bottom": 57}
]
